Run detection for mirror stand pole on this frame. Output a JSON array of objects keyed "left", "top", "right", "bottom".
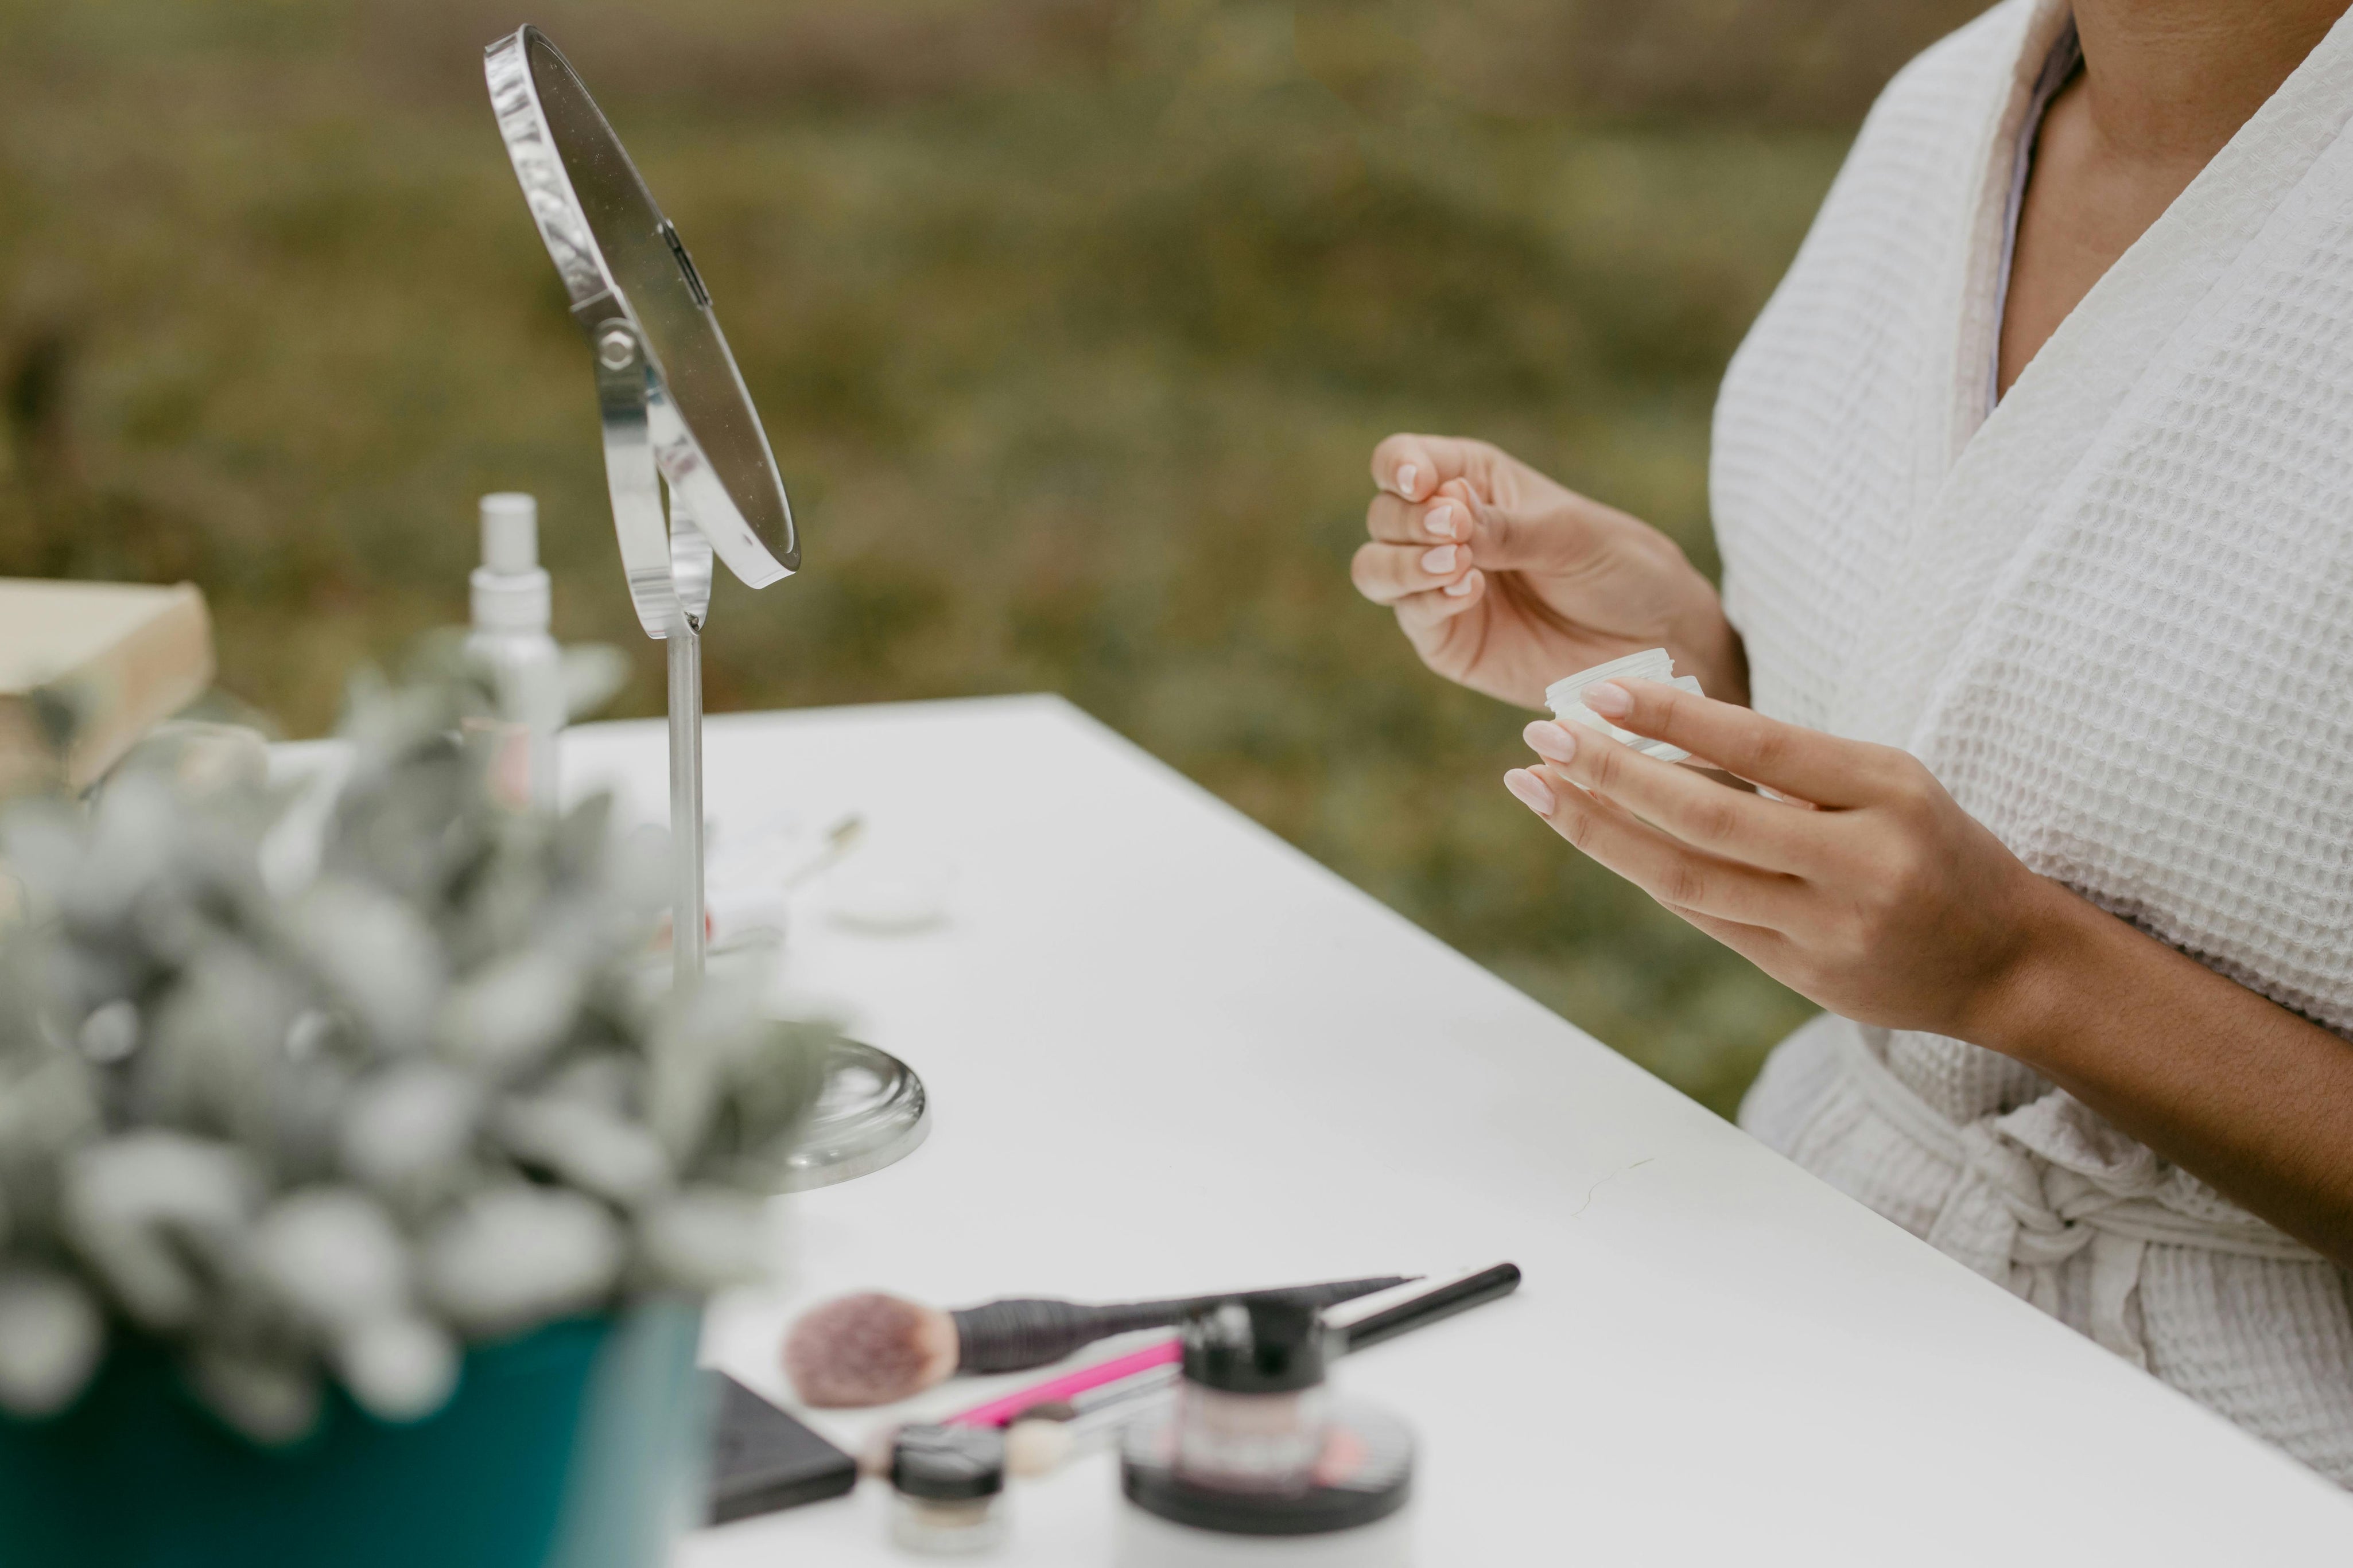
[{"left": 667, "top": 619, "right": 706, "bottom": 992}]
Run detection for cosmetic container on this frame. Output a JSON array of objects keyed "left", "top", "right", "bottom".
[
  {"left": 889, "top": 1424, "right": 1008, "bottom": 1555},
  {"left": 1170, "top": 1299, "right": 1331, "bottom": 1489},
  {"left": 464, "top": 492, "right": 565, "bottom": 810},
  {"left": 1117, "top": 1299, "right": 1413, "bottom": 1565},
  {"left": 1545, "top": 646, "right": 1703, "bottom": 764}
]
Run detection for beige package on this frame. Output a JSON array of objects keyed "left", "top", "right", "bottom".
[{"left": 0, "top": 578, "right": 215, "bottom": 792}]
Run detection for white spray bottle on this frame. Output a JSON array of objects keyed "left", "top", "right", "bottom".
[{"left": 465, "top": 492, "right": 565, "bottom": 810}]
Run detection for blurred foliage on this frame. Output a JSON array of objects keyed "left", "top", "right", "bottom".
[{"left": 0, "top": 0, "right": 1985, "bottom": 1117}]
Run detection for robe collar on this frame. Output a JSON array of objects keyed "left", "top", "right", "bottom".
[{"left": 1834, "top": 0, "right": 2353, "bottom": 750}]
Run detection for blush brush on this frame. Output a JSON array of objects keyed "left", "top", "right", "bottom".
[{"left": 782, "top": 1274, "right": 1411, "bottom": 1408}]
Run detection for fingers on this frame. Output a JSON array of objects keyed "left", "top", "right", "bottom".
[
  {"left": 1502, "top": 764, "right": 1800, "bottom": 927},
  {"left": 1352, "top": 539, "right": 1478, "bottom": 606},
  {"left": 1580, "top": 679, "right": 1887, "bottom": 807},
  {"left": 1393, "top": 574, "right": 1486, "bottom": 643},
  {"left": 1370, "top": 434, "right": 1501, "bottom": 505},
  {"left": 1521, "top": 719, "right": 1823, "bottom": 874},
  {"left": 1468, "top": 488, "right": 1645, "bottom": 577},
  {"left": 1365, "top": 489, "right": 1471, "bottom": 546},
  {"left": 1671, "top": 905, "right": 1791, "bottom": 972}
]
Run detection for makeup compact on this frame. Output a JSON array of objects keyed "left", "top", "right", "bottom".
[
  {"left": 1116, "top": 1298, "right": 1414, "bottom": 1566},
  {"left": 704, "top": 1374, "right": 858, "bottom": 1525}
]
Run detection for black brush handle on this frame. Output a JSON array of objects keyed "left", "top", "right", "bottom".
[
  {"left": 949, "top": 1274, "right": 1411, "bottom": 1375},
  {"left": 1335, "top": 1262, "right": 1520, "bottom": 1353}
]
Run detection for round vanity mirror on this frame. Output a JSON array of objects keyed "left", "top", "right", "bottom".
[
  {"left": 485, "top": 24, "right": 797, "bottom": 638},
  {"left": 484, "top": 26, "right": 929, "bottom": 1192}
]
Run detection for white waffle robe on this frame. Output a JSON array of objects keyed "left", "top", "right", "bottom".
[{"left": 1715, "top": 0, "right": 2353, "bottom": 1484}]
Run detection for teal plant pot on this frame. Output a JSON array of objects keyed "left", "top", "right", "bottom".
[{"left": 0, "top": 1302, "right": 709, "bottom": 1568}]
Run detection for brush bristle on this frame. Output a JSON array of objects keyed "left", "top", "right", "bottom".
[{"left": 782, "top": 1292, "right": 959, "bottom": 1407}]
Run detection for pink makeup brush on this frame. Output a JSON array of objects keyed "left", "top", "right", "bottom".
[{"left": 949, "top": 1339, "right": 1182, "bottom": 1428}]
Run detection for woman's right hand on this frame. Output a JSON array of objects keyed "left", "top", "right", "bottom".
[{"left": 1350, "top": 434, "right": 1747, "bottom": 710}]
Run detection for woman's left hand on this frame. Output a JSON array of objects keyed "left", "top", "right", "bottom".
[{"left": 1503, "top": 679, "right": 2067, "bottom": 1043}]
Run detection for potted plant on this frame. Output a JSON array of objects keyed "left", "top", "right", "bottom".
[{"left": 0, "top": 656, "right": 830, "bottom": 1567}]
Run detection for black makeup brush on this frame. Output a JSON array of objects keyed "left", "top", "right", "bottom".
[
  {"left": 1325, "top": 1262, "right": 1522, "bottom": 1352},
  {"left": 782, "top": 1274, "right": 1412, "bottom": 1408}
]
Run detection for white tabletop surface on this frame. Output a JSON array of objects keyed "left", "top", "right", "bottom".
[{"left": 549, "top": 695, "right": 2353, "bottom": 1565}]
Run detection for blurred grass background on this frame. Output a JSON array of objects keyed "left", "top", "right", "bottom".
[{"left": 0, "top": 0, "right": 1982, "bottom": 1116}]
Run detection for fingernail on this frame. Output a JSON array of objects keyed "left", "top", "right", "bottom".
[
  {"left": 1504, "top": 768, "right": 1556, "bottom": 814},
  {"left": 1424, "top": 504, "right": 1456, "bottom": 541},
  {"left": 1523, "top": 721, "right": 1577, "bottom": 764},
  {"left": 1583, "top": 681, "right": 1632, "bottom": 718},
  {"left": 1396, "top": 463, "right": 1419, "bottom": 500},
  {"left": 1443, "top": 569, "right": 1479, "bottom": 598},
  {"left": 1420, "top": 544, "right": 1458, "bottom": 574}
]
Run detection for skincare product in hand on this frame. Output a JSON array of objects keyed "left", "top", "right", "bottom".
[
  {"left": 465, "top": 492, "right": 565, "bottom": 808},
  {"left": 1546, "top": 647, "right": 1703, "bottom": 764}
]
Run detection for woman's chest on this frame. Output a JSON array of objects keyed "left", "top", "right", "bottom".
[{"left": 1715, "top": 168, "right": 2353, "bottom": 1030}]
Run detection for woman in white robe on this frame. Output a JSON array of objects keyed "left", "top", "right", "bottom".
[{"left": 1350, "top": 0, "right": 2353, "bottom": 1483}]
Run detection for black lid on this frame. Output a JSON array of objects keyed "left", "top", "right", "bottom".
[
  {"left": 890, "top": 1424, "right": 1005, "bottom": 1501},
  {"left": 1182, "top": 1298, "right": 1326, "bottom": 1394}
]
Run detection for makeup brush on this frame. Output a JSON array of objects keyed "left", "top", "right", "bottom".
[
  {"left": 1324, "top": 1262, "right": 1521, "bottom": 1351},
  {"left": 977, "top": 1263, "right": 1524, "bottom": 1477},
  {"left": 946, "top": 1339, "right": 1181, "bottom": 1429},
  {"left": 782, "top": 1274, "right": 1411, "bottom": 1408}
]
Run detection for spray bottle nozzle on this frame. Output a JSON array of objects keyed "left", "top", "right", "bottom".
[{"left": 479, "top": 492, "right": 539, "bottom": 575}]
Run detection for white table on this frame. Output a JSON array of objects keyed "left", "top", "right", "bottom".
[{"left": 554, "top": 696, "right": 2353, "bottom": 1565}]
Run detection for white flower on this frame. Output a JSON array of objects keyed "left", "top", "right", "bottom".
[
  {"left": 0, "top": 1268, "right": 106, "bottom": 1417},
  {"left": 0, "top": 662, "right": 828, "bottom": 1437},
  {"left": 288, "top": 878, "right": 445, "bottom": 1053},
  {"left": 436, "top": 949, "right": 583, "bottom": 1081},
  {"left": 635, "top": 1186, "right": 770, "bottom": 1293},
  {"left": 63, "top": 772, "right": 178, "bottom": 929},
  {"left": 251, "top": 1186, "right": 412, "bottom": 1327},
  {"left": 251, "top": 1189, "right": 459, "bottom": 1423},
  {"left": 332, "top": 1313, "right": 459, "bottom": 1423},
  {"left": 60, "top": 1131, "right": 258, "bottom": 1330},
  {"left": 76, "top": 999, "right": 139, "bottom": 1064},
  {"left": 337, "top": 1063, "right": 483, "bottom": 1196},
  {"left": 0, "top": 1052, "right": 99, "bottom": 1176},
  {"left": 421, "top": 1185, "right": 623, "bottom": 1337},
  {"left": 141, "top": 939, "right": 305, "bottom": 1138},
  {"left": 494, "top": 1095, "right": 672, "bottom": 1207}
]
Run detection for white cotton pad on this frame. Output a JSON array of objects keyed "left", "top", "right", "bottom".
[
  {"left": 1544, "top": 648, "right": 1703, "bottom": 764},
  {"left": 822, "top": 849, "right": 953, "bottom": 935}
]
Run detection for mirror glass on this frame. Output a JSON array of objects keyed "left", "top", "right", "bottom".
[{"left": 495, "top": 27, "right": 798, "bottom": 588}]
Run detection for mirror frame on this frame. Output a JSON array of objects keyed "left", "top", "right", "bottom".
[{"left": 484, "top": 25, "right": 797, "bottom": 639}]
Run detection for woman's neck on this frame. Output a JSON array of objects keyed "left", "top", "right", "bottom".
[
  {"left": 2069, "top": 1, "right": 2352, "bottom": 169},
  {"left": 1995, "top": 0, "right": 2352, "bottom": 395}
]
